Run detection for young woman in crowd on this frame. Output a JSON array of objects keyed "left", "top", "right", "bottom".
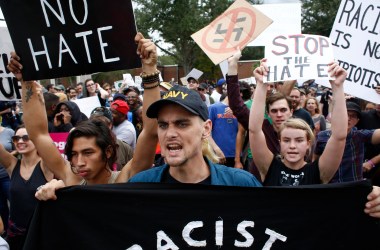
[
  {"left": 304, "top": 96, "right": 327, "bottom": 135},
  {"left": 82, "top": 79, "right": 109, "bottom": 106},
  {"left": 249, "top": 59, "right": 348, "bottom": 186},
  {"left": 0, "top": 125, "right": 54, "bottom": 249}
]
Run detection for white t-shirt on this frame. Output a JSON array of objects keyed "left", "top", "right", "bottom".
[{"left": 112, "top": 120, "right": 136, "bottom": 149}]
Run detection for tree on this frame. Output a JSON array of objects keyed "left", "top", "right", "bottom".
[
  {"left": 301, "top": 0, "right": 341, "bottom": 37},
  {"left": 134, "top": 0, "right": 262, "bottom": 76}
]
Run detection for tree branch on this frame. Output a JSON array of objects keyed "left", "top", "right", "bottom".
[{"left": 154, "top": 42, "right": 178, "bottom": 60}]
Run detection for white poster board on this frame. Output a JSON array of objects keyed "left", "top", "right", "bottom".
[
  {"left": 0, "top": 26, "right": 21, "bottom": 101},
  {"left": 72, "top": 96, "right": 101, "bottom": 118},
  {"left": 248, "top": 3, "right": 301, "bottom": 47},
  {"left": 330, "top": 0, "right": 380, "bottom": 103},
  {"left": 264, "top": 34, "right": 334, "bottom": 84}
]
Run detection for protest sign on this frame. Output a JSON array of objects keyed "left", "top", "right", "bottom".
[
  {"left": 72, "top": 95, "right": 100, "bottom": 118},
  {"left": 248, "top": 3, "right": 301, "bottom": 47},
  {"left": 191, "top": 0, "right": 272, "bottom": 65},
  {"left": 0, "top": 26, "right": 21, "bottom": 101},
  {"left": 264, "top": 34, "right": 334, "bottom": 84},
  {"left": 330, "top": 0, "right": 380, "bottom": 103},
  {"left": 114, "top": 80, "right": 123, "bottom": 91},
  {"left": 0, "top": 0, "right": 141, "bottom": 81},
  {"left": 50, "top": 132, "right": 68, "bottom": 159},
  {"left": 123, "top": 73, "right": 135, "bottom": 85},
  {"left": 24, "top": 181, "right": 379, "bottom": 250}
]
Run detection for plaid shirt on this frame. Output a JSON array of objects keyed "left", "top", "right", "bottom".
[{"left": 315, "top": 127, "right": 374, "bottom": 183}]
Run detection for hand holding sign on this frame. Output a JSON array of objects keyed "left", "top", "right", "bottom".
[
  {"left": 227, "top": 49, "right": 242, "bottom": 75},
  {"left": 135, "top": 32, "right": 158, "bottom": 73},
  {"left": 327, "top": 62, "right": 347, "bottom": 89},
  {"left": 253, "top": 58, "right": 269, "bottom": 84},
  {"left": 7, "top": 51, "right": 22, "bottom": 81}
]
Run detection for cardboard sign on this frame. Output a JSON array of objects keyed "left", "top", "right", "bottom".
[
  {"left": 24, "top": 181, "right": 380, "bottom": 250},
  {"left": 330, "top": 0, "right": 380, "bottom": 104},
  {"left": 191, "top": 0, "right": 272, "bottom": 65},
  {"left": 0, "top": 0, "right": 141, "bottom": 81},
  {"left": 0, "top": 27, "right": 21, "bottom": 101},
  {"left": 248, "top": 3, "right": 301, "bottom": 47},
  {"left": 264, "top": 34, "right": 334, "bottom": 84},
  {"left": 72, "top": 95, "right": 100, "bottom": 118}
]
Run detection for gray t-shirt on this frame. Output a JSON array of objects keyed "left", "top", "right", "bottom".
[{"left": 0, "top": 127, "right": 14, "bottom": 178}]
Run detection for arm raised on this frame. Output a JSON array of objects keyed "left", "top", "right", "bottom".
[
  {"left": 249, "top": 59, "right": 274, "bottom": 181},
  {"left": 318, "top": 62, "right": 348, "bottom": 183}
]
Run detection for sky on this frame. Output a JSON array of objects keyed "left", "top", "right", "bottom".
[{"left": 0, "top": 0, "right": 300, "bottom": 26}]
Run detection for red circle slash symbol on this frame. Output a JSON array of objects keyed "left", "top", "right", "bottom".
[{"left": 202, "top": 7, "right": 256, "bottom": 53}]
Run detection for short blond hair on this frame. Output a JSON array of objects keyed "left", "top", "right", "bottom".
[{"left": 278, "top": 118, "right": 315, "bottom": 144}]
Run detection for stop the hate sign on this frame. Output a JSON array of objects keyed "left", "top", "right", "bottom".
[{"left": 264, "top": 34, "right": 335, "bottom": 84}]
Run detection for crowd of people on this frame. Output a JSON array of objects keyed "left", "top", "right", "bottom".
[{"left": 0, "top": 33, "right": 379, "bottom": 249}]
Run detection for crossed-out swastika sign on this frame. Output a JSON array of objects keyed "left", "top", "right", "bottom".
[{"left": 192, "top": 0, "right": 272, "bottom": 65}]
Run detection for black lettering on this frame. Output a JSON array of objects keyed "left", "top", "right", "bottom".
[
  {"left": 267, "top": 66, "right": 278, "bottom": 82},
  {"left": 294, "top": 64, "right": 310, "bottom": 77},
  {"left": 304, "top": 37, "right": 318, "bottom": 55},
  {"left": 361, "top": 5, "right": 374, "bottom": 31},
  {"left": 289, "top": 34, "right": 305, "bottom": 54},
  {"left": 369, "top": 6, "right": 380, "bottom": 35},
  {"left": 363, "top": 40, "right": 380, "bottom": 59},
  {"left": 317, "top": 64, "right": 329, "bottom": 77},
  {"left": 349, "top": 3, "right": 362, "bottom": 29},
  {"left": 281, "top": 66, "right": 291, "bottom": 79},
  {"left": 0, "top": 77, "right": 15, "bottom": 98},
  {"left": 338, "top": 0, "right": 355, "bottom": 25}
]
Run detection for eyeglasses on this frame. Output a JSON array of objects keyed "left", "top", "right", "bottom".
[
  {"left": 86, "top": 83, "right": 95, "bottom": 88},
  {"left": 12, "top": 135, "right": 30, "bottom": 143},
  {"left": 198, "top": 88, "right": 205, "bottom": 91},
  {"left": 105, "top": 88, "right": 111, "bottom": 91}
]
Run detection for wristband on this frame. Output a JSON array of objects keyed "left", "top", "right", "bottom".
[{"left": 368, "top": 159, "right": 376, "bottom": 168}]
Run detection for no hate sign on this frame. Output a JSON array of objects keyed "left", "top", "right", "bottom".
[{"left": 0, "top": 0, "right": 141, "bottom": 81}]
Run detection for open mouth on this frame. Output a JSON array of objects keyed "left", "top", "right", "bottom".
[{"left": 167, "top": 144, "right": 182, "bottom": 152}]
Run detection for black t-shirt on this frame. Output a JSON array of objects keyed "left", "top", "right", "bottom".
[
  {"left": 162, "top": 167, "right": 212, "bottom": 185},
  {"left": 263, "top": 156, "right": 321, "bottom": 186}
]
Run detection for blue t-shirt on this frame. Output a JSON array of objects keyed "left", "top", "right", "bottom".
[{"left": 208, "top": 102, "right": 238, "bottom": 158}]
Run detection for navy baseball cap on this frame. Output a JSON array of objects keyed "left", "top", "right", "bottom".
[{"left": 147, "top": 85, "right": 208, "bottom": 121}]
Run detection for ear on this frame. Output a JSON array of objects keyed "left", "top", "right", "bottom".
[
  {"left": 105, "top": 145, "right": 113, "bottom": 159},
  {"left": 202, "top": 119, "right": 212, "bottom": 139}
]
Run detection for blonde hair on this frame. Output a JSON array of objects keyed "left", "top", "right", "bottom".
[
  {"left": 279, "top": 118, "right": 315, "bottom": 144},
  {"left": 203, "top": 138, "right": 220, "bottom": 163}
]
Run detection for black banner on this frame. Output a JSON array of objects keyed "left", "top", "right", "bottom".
[
  {"left": 0, "top": 0, "right": 141, "bottom": 80},
  {"left": 24, "top": 181, "right": 380, "bottom": 250}
]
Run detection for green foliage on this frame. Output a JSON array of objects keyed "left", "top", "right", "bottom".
[
  {"left": 301, "top": 0, "right": 341, "bottom": 36},
  {"left": 134, "top": 0, "right": 262, "bottom": 76}
]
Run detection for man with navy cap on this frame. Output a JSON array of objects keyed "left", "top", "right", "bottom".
[
  {"left": 211, "top": 78, "right": 226, "bottom": 103},
  {"left": 129, "top": 85, "right": 261, "bottom": 186}
]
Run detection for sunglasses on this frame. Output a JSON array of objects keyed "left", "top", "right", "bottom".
[{"left": 12, "top": 135, "right": 30, "bottom": 143}]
